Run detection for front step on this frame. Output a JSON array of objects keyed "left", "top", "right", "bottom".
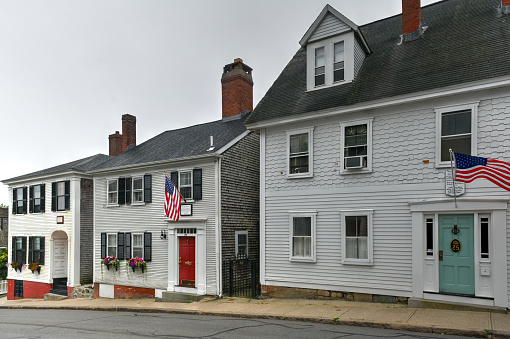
[
  {"left": 49, "top": 278, "right": 68, "bottom": 296},
  {"left": 156, "top": 291, "right": 204, "bottom": 303},
  {"left": 44, "top": 293, "right": 68, "bottom": 301}
]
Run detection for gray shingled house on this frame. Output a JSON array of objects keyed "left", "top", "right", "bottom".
[{"left": 245, "top": 0, "right": 510, "bottom": 309}]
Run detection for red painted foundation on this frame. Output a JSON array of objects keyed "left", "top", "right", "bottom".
[
  {"left": 7, "top": 279, "right": 52, "bottom": 300},
  {"left": 93, "top": 283, "right": 155, "bottom": 299}
]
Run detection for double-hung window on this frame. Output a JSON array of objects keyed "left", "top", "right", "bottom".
[
  {"left": 107, "top": 180, "right": 118, "bottom": 205},
  {"left": 13, "top": 187, "right": 27, "bottom": 215},
  {"left": 107, "top": 234, "right": 117, "bottom": 257},
  {"left": 29, "top": 236, "right": 45, "bottom": 265},
  {"left": 30, "top": 184, "right": 45, "bottom": 213},
  {"left": 333, "top": 41, "right": 345, "bottom": 82},
  {"left": 132, "top": 177, "right": 144, "bottom": 203},
  {"left": 289, "top": 212, "right": 316, "bottom": 262},
  {"left": 436, "top": 103, "right": 478, "bottom": 166},
  {"left": 287, "top": 128, "right": 314, "bottom": 178},
  {"left": 340, "top": 119, "right": 372, "bottom": 173},
  {"left": 12, "top": 236, "right": 27, "bottom": 264},
  {"left": 132, "top": 233, "right": 143, "bottom": 258},
  {"left": 314, "top": 47, "right": 325, "bottom": 87},
  {"left": 179, "top": 171, "right": 192, "bottom": 200},
  {"left": 235, "top": 231, "right": 248, "bottom": 259},
  {"left": 341, "top": 209, "right": 373, "bottom": 265}
]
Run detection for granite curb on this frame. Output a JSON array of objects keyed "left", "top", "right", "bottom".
[{"left": 0, "top": 303, "right": 508, "bottom": 338}]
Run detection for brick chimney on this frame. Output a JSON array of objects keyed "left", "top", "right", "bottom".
[
  {"left": 402, "top": 0, "right": 422, "bottom": 42},
  {"left": 108, "top": 114, "right": 136, "bottom": 156},
  {"left": 221, "top": 58, "right": 253, "bottom": 118}
]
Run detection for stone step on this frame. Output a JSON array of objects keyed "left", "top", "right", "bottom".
[
  {"left": 156, "top": 291, "right": 204, "bottom": 303},
  {"left": 44, "top": 293, "right": 68, "bottom": 301}
]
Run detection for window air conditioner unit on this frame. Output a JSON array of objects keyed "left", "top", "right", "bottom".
[{"left": 345, "top": 156, "right": 363, "bottom": 169}]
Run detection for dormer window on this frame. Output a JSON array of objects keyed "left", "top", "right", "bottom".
[
  {"left": 314, "top": 47, "right": 325, "bottom": 86},
  {"left": 334, "top": 41, "right": 345, "bottom": 82}
]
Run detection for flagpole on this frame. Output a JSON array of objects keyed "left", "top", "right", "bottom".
[
  {"left": 163, "top": 170, "right": 186, "bottom": 202},
  {"left": 449, "top": 148, "right": 457, "bottom": 208}
]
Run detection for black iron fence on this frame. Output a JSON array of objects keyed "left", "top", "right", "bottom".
[{"left": 222, "top": 258, "right": 260, "bottom": 298}]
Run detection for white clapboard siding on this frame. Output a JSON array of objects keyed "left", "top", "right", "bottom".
[
  {"left": 7, "top": 176, "right": 77, "bottom": 284},
  {"left": 94, "top": 162, "right": 218, "bottom": 294},
  {"left": 309, "top": 13, "right": 350, "bottom": 43}
]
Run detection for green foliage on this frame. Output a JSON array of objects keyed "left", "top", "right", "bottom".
[
  {"left": 0, "top": 203, "right": 8, "bottom": 209},
  {"left": 0, "top": 248, "right": 8, "bottom": 280}
]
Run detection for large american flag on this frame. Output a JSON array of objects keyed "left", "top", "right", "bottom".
[
  {"left": 454, "top": 153, "right": 510, "bottom": 191},
  {"left": 165, "top": 175, "right": 181, "bottom": 221}
]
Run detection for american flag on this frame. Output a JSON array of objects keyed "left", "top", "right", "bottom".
[
  {"left": 165, "top": 175, "right": 181, "bottom": 221},
  {"left": 454, "top": 153, "right": 510, "bottom": 191}
]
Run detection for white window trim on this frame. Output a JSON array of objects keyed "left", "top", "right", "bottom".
[
  {"left": 132, "top": 177, "right": 144, "bottom": 205},
  {"left": 179, "top": 170, "right": 193, "bottom": 201},
  {"left": 289, "top": 211, "right": 317, "bottom": 262},
  {"left": 106, "top": 179, "right": 118, "bottom": 206},
  {"left": 340, "top": 209, "right": 373, "bottom": 265},
  {"left": 339, "top": 118, "right": 373, "bottom": 174},
  {"left": 435, "top": 102, "right": 478, "bottom": 168},
  {"left": 286, "top": 127, "right": 314, "bottom": 179},
  {"left": 132, "top": 233, "right": 144, "bottom": 259},
  {"left": 306, "top": 32, "right": 354, "bottom": 91},
  {"left": 107, "top": 233, "right": 117, "bottom": 257},
  {"left": 235, "top": 230, "right": 249, "bottom": 259}
]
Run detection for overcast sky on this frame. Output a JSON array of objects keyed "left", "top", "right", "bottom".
[{"left": 0, "top": 0, "right": 441, "bottom": 205}]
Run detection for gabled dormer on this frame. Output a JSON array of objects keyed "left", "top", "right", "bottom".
[{"left": 300, "top": 5, "right": 371, "bottom": 91}]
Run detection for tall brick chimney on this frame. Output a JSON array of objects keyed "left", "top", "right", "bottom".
[
  {"left": 221, "top": 58, "right": 253, "bottom": 118},
  {"left": 108, "top": 114, "right": 136, "bottom": 156},
  {"left": 402, "top": 0, "right": 422, "bottom": 42}
]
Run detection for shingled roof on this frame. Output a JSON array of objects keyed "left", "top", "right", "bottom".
[{"left": 246, "top": 0, "right": 510, "bottom": 125}]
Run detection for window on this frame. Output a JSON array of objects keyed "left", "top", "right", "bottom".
[
  {"left": 287, "top": 128, "right": 314, "bottom": 178},
  {"left": 132, "top": 177, "right": 143, "bottom": 203},
  {"left": 12, "top": 236, "right": 27, "bottom": 264},
  {"left": 314, "top": 47, "right": 325, "bottom": 86},
  {"left": 132, "top": 234, "right": 143, "bottom": 258},
  {"left": 333, "top": 41, "right": 345, "bottom": 82},
  {"left": 426, "top": 217, "right": 434, "bottom": 256},
  {"left": 235, "top": 231, "right": 248, "bottom": 259},
  {"left": 436, "top": 103, "right": 478, "bottom": 166},
  {"left": 289, "top": 212, "right": 316, "bottom": 262},
  {"left": 29, "top": 236, "right": 45, "bottom": 265},
  {"left": 480, "top": 215, "right": 489, "bottom": 259},
  {"left": 51, "top": 181, "right": 70, "bottom": 211},
  {"left": 340, "top": 119, "right": 372, "bottom": 173},
  {"left": 179, "top": 171, "right": 192, "bottom": 200},
  {"left": 29, "top": 184, "right": 45, "bottom": 213},
  {"left": 107, "top": 180, "right": 118, "bottom": 205},
  {"left": 13, "top": 187, "right": 27, "bottom": 215},
  {"left": 107, "top": 234, "right": 117, "bottom": 257},
  {"left": 341, "top": 210, "right": 373, "bottom": 264}
]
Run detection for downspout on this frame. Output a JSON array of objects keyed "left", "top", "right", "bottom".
[{"left": 215, "top": 158, "right": 222, "bottom": 297}]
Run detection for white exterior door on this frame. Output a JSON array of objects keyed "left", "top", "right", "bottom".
[{"left": 53, "top": 239, "right": 68, "bottom": 278}]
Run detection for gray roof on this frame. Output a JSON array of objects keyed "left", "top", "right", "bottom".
[
  {"left": 246, "top": 0, "right": 510, "bottom": 125},
  {"left": 91, "top": 112, "right": 249, "bottom": 171},
  {"left": 3, "top": 154, "right": 111, "bottom": 182}
]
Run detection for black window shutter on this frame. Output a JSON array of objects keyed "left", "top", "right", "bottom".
[
  {"left": 39, "top": 236, "right": 45, "bottom": 265},
  {"left": 144, "top": 232, "right": 152, "bottom": 261},
  {"left": 100, "top": 233, "right": 106, "bottom": 259},
  {"left": 144, "top": 174, "right": 152, "bottom": 203},
  {"left": 118, "top": 178, "right": 126, "bottom": 205},
  {"left": 12, "top": 189, "right": 17, "bottom": 215},
  {"left": 193, "top": 168, "right": 202, "bottom": 200},
  {"left": 64, "top": 181, "right": 70, "bottom": 210},
  {"left": 171, "top": 171, "right": 178, "bottom": 189},
  {"left": 21, "top": 236, "right": 27, "bottom": 264},
  {"left": 22, "top": 187, "right": 27, "bottom": 214},
  {"left": 11, "top": 237, "right": 16, "bottom": 262},
  {"left": 51, "top": 182, "right": 57, "bottom": 212},
  {"left": 40, "top": 184, "right": 45, "bottom": 212},
  {"left": 117, "top": 232, "right": 125, "bottom": 259},
  {"left": 125, "top": 233, "right": 131, "bottom": 259},
  {"left": 125, "top": 178, "right": 132, "bottom": 205},
  {"left": 29, "top": 236, "right": 34, "bottom": 263},
  {"left": 29, "top": 186, "right": 34, "bottom": 214}
]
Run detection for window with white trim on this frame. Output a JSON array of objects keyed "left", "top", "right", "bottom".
[
  {"left": 132, "top": 177, "right": 144, "bottom": 203},
  {"left": 107, "top": 233, "right": 117, "bottom": 257},
  {"left": 179, "top": 171, "right": 192, "bottom": 200},
  {"left": 15, "top": 187, "right": 24, "bottom": 214},
  {"left": 340, "top": 119, "right": 372, "bottom": 173},
  {"left": 314, "top": 47, "right": 325, "bottom": 86},
  {"left": 480, "top": 215, "right": 490, "bottom": 259},
  {"left": 436, "top": 103, "right": 478, "bottom": 166},
  {"left": 289, "top": 212, "right": 316, "bottom": 262},
  {"left": 107, "top": 180, "right": 118, "bottom": 205},
  {"left": 56, "top": 182, "right": 66, "bottom": 211},
  {"left": 341, "top": 209, "right": 373, "bottom": 264},
  {"left": 235, "top": 231, "right": 248, "bottom": 259},
  {"left": 132, "top": 233, "right": 143, "bottom": 258},
  {"left": 333, "top": 41, "right": 345, "bottom": 82},
  {"left": 287, "top": 128, "right": 314, "bottom": 178}
]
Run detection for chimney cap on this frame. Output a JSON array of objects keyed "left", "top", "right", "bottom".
[{"left": 223, "top": 58, "right": 252, "bottom": 74}]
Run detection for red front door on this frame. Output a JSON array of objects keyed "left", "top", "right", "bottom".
[{"left": 179, "top": 237, "right": 195, "bottom": 286}]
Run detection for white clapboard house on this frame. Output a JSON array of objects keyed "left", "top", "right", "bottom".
[{"left": 245, "top": 0, "right": 510, "bottom": 309}]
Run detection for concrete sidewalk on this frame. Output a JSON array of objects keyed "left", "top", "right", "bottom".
[{"left": 0, "top": 296, "right": 508, "bottom": 338}]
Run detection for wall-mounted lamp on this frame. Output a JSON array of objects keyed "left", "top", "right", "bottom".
[{"left": 160, "top": 230, "right": 167, "bottom": 239}]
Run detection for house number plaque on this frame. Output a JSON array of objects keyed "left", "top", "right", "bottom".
[{"left": 451, "top": 239, "right": 461, "bottom": 253}]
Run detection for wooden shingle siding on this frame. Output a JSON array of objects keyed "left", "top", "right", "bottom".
[
  {"left": 309, "top": 13, "right": 350, "bottom": 43},
  {"left": 79, "top": 178, "right": 93, "bottom": 284},
  {"left": 353, "top": 38, "right": 365, "bottom": 77},
  {"left": 221, "top": 132, "right": 260, "bottom": 262}
]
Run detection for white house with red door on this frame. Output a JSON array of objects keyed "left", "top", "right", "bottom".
[{"left": 246, "top": 0, "right": 510, "bottom": 309}]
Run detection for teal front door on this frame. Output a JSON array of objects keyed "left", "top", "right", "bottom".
[{"left": 439, "top": 215, "right": 475, "bottom": 296}]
